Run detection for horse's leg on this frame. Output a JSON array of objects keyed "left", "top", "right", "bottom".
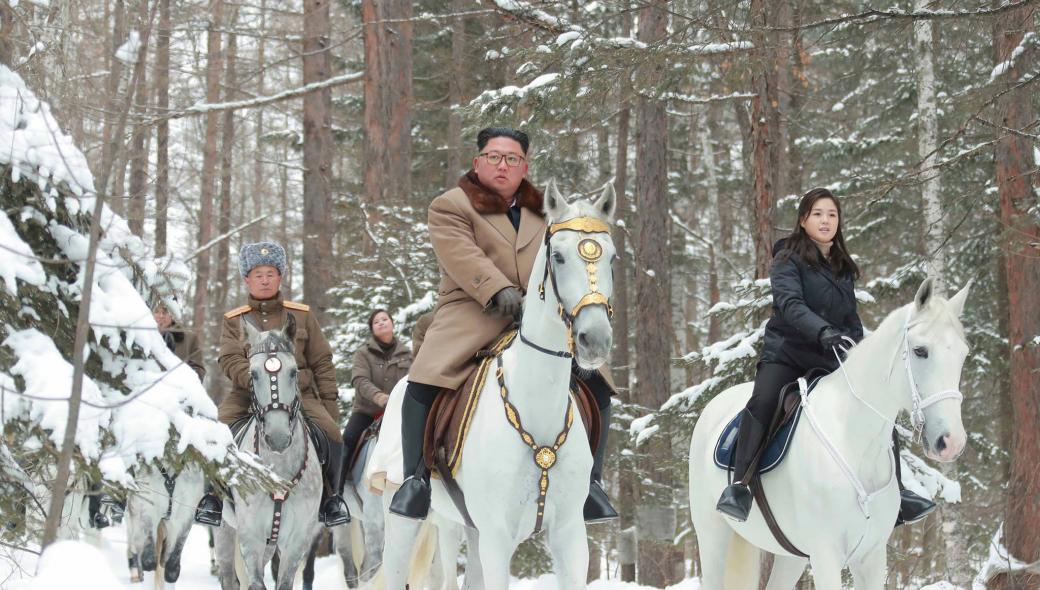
[
  {"left": 849, "top": 544, "right": 887, "bottom": 590},
  {"left": 161, "top": 516, "right": 193, "bottom": 584},
  {"left": 546, "top": 518, "right": 589, "bottom": 589},
  {"left": 382, "top": 512, "right": 423, "bottom": 588},
  {"left": 435, "top": 519, "right": 462, "bottom": 590},
  {"left": 332, "top": 521, "right": 359, "bottom": 588},
  {"left": 462, "top": 527, "right": 483, "bottom": 590},
  {"left": 689, "top": 505, "right": 733, "bottom": 590},
  {"left": 239, "top": 536, "right": 268, "bottom": 590},
  {"left": 301, "top": 535, "right": 319, "bottom": 590},
  {"left": 473, "top": 528, "right": 512, "bottom": 590},
  {"left": 765, "top": 555, "right": 808, "bottom": 590},
  {"left": 806, "top": 554, "right": 845, "bottom": 590},
  {"left": 273, "top": 533, "right": 316, "bottom": 590},
  {"left": 214, "top": 525, "right": 240, "bottom": 590}
]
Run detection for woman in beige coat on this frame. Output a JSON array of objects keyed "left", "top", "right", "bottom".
[{"left": 345, "top": 309, "right": 412, "bottom": 463}]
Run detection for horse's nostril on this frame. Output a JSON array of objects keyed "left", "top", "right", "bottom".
[
  {"left": 578, "top": 332, "right": 590, "bottom": 348},
  {"left": 936, "top": 435, "right": 947, "bottom": 452}
]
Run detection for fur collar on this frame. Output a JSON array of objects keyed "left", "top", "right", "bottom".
[{"left": 458, "top": 170, "right": 543, "bottom": 215}]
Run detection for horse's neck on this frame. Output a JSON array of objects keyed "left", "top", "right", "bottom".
[
  {"left": 807, "top": 309, "right": 910, "bottom": 477},
  {"left": 502, "top": 245, "right": 574, "bottom": 441}
]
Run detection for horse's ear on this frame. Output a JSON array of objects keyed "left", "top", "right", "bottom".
[
  {"left": 283, "top": 313, "right": 297, "bottom": 342},
  {"left": 242, "top": 315, "right": 262, "bottom": 343},
  {"left": 544, "top": 179, "right": 568, "bottom": 221},
  {"left": 592, "top": 182, "right": 617, "bottom": 221},
  {"left": 914, "top": 277, "right": 935, "bottom": 311},
  {"left": 949, "top": 279, "right": 972, "bottom": 317}
]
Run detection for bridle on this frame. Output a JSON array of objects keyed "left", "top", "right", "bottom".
[
  {"left": 520, "top": 216, "right": 614, "bottom": 359},
  {"left": 246, "top": 333, "right": 303, "bottom": 452}
]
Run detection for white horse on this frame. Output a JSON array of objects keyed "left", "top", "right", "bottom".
[
  {"left": 213, "top": 316, "right": 323, "bottom": 590},
  {"left": 376, "top": 180, "right": 617, "bottom": 589},
  {"left": 689, "top": 278, "right": 971, "bottom": 589},
  {"left": 125, "top": 463, "right": 204, "bottom": 587}
]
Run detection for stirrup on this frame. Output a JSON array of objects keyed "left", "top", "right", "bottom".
[
  {"left": 194, "top": 495, "right": 223, "bottom": 527},
  {"left": 716, "top": 483, "right": 753, "bottom": 522},
  {"left": 389, "top": 475, "right": 431, "bottom": 520},
  {"left": 99, "top": 495, "right": 124, "bottom": 525},
  {"left": 321, "top": 496, "right": 351, "bottom": 527},
  {"left": 583, "top": 481, "right": 619, "bottom": 523}
]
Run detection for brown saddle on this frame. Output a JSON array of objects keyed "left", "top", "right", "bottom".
[{"left": 421, "top": 330, "right": 600, "bottom": 478}]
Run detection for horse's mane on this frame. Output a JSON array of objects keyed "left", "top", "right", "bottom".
[{"left": 546, "top": 193, "right": 614, "bottom": 225}]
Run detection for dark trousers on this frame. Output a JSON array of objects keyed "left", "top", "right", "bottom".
[
  {"left": 745, "top": 362, "right": 806, "bottom": 426},
  {"left": 342, "top": 412, "right": 375, "bottom": 457}
]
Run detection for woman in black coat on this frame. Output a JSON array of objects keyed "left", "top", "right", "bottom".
[{"left": 715, "top": 188, "right": 935, "bottom": 526}]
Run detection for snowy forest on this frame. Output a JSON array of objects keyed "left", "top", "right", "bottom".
[{"left": 0, "top": 0, "right": 1038, "bottom": 588}]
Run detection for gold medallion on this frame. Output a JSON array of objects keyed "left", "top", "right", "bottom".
[
  {"left": 535, "top": 447, "right": 557, "bottom": 469},
  {"left": 578, "top": 239, "right": 603, "bottom": 262}
]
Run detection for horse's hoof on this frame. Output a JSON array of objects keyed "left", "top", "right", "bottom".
[
  {"left": 164, "top": 560, "right": 181, "bottom": 583},
  {"left": 140, "top": 546, "right": 156, "bottom": 571},
  {"left": 129, "top": 572, "right": 142, "bottom": 584}
]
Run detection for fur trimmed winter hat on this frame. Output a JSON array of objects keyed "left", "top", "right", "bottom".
[{"left": 239, "top": 241, "right": 286, "bottom": 277}]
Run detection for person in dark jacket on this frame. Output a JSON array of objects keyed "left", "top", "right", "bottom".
[
  {"left": 715, "top": 188, "right": 936, "bottom": 526},
  {"left": 344, "top": 309, "right": 412, "bottom": 464}
]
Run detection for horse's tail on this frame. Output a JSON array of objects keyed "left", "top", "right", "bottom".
[
  {"left": 350, "top": 519, "right": 364, "bottom": 569},
  {"left": 723, "top": 532, "right": 761, "bottom": 590},
  {"left": 153, "top": 521, "right": 167, "bottom": 590},
  {"left": 405, "top": 520, "right": 437, "bottom": 588}
]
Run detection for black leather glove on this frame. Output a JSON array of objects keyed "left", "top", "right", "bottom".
[
  {"left": 492, "top": 286, "right": 523, "bottom": 319},
  {"left": 819, "top": 326, "right": 845, "bottom": 352}
]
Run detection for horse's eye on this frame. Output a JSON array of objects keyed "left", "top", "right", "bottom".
[
  {"left": 552, "top": 251, "right": 565, "bottom": 264},
  {"left": 251, "top": 369, "right": 259, "bottom": 381},
  {"left": 913, "top": 346, "right": 928, "bottom": 359},
  {"left": 291, "top": 369, "right": 298, "bottom": 379}
]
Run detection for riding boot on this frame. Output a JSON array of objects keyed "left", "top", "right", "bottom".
[
  {"left": 584, "top": 404, "right": 619, "bottom": 523},
  {"left": 98, "top": 493, "right": 126, "bottom": 525},
  {"left": 319, "top": 441, "right": 351, "bottom": 527},
  {"left": 88, "top": 482, "right": 110, "bottom": 530},
  {"left": 892, "top": 430, "right": 936, "bottom": 526},
  {"left": 389, "top": 391, "right": 433, "bottom": 520},
  {"left": 716, "top": 409, "right": 767, "bottom": 522},
  {"left": 194, "top": 481, "right": 223, "bottom": 527}
]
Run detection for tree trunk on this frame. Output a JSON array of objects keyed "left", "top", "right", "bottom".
[
  {"left": 445, "top": 0, "right": 467, "bottom": 186},
  {"left": 633, "top": 1, "right": 680, "bottom": 586},
  {"left": 362, "top": 0, "right": 412, "bottom": 209},
  {"left": 749, "top": 0, "right": 790, "bottom": 278},
  {"left": 301, "top": 0, "right": 334, "bottom": 320},
  {"left": 126, "top": 0, "right": 151, "bottom": 237},
  {"left": 211, "top": 27, "right": 237, "bottom": 366},
  {"left": 99, "top": 0, "right": 126, "bottom": 206},
  {"left": 191, "top": 0, "right": 224, "bottom": 354},
  {"left": 250, "top": 0, "right": 267, "bottom": 244},
  {"left": 153, "top": 0, "right": 170, "bottom": 257},
  {"left": 989, "top": 3, "right": 1040, "bottom": 589},
  {"left": 915, "top": 0, "right": 947, "bottom": 290}
]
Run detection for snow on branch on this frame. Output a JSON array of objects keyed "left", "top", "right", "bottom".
[
  {"left": 989, "top": 31, "right": 1037, "bottom": 84},
  {"left": 151, "top": 70, "right": 364, "bottom": 124},
  {"left": 783, "top": 0, "right": 1040, "bottom": 30},
  {"left": 973, "top": 523, "right": 1040, "bottom": 588}
]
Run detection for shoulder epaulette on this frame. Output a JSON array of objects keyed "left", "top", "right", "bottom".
[
  {"left": 224, "top": 305, "right": 251, "bottom": 319},
  {"left": 283, "top": 301, "right": 310, "bottom": 312}
]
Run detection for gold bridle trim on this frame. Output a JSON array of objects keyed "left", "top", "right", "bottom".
[{"left": 548, "top": 217, "right": 612, "bottom": 236}]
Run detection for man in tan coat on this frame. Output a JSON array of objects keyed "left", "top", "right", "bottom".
[
  {"left": 194, "top": 241, "right": 350, "bottom": 527},
  {"left": 390, "top": 128, "right": 618, "bottom": 523}
]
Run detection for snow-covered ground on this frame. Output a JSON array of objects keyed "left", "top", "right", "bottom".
[{"left": 1, "top": 524, "right": 701, "bottom": 589}]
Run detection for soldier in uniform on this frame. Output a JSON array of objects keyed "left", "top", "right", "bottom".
[
  {"left": 193, "top": 241, "right": 350, "bottom": 527},
  {"left": 389, "top": 128, "right": 618, "bottom": 523}
]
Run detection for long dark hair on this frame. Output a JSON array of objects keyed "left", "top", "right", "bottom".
[{"left": 779, "top": 188, "right": 860, "bottom": 280}]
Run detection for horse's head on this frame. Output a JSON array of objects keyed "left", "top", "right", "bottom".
[
  {"left": 243, "top": 315, "right": 301, "bottom": 453},
  {"left": 896, "top": 277, "right": 971, "bottom": 462},
  {"left": 541, "top": 180, "right": 617, "bottom": 370}
]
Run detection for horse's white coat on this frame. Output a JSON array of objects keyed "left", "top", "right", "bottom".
[
  {"left": 213, "top": 324, "right": 323, "bottom": 590},
  {"left": 372, "top": 182, "right": 618, "bottom": 589},
  {"left": 689, "top": 279, "right": 971, "bottom": 589}
]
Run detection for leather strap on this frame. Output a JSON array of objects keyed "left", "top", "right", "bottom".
[
  {"left": 751, "top": 477, "right": 809, "bottom": 558},
  {"left": 435, "top": 454, "right": 476, "bottom": 530}
]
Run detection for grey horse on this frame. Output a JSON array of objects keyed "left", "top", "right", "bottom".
[{"left": 213, "top": 316, "right": 322, "bottom": 590}]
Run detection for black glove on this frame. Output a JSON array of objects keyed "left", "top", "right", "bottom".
[
  {"left": 819, "top": 326, "right": 845, "bottom": 352},
  {"left": 492, "top": 286, "right": 523, "bottom": 319}
]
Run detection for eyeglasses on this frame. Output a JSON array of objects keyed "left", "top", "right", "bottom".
[{"left": 479, "top": 152, "right": 526, "bottom": 167}]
